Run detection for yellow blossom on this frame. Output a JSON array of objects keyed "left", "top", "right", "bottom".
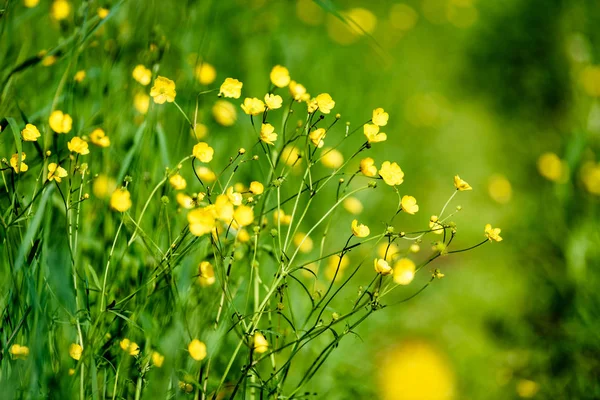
[
  {"left": 48, "top": 163, "right": 68, "bottom": 182},
  {"left": 516, "top": 379, "right": 539, "bottom": 398},
  {"left": 219, "top": 78, "right": 243, "bottom": 99},
  {"left": 9, "top": 344, "right": 29, "bottom": 359},
  {"left": 273, "top": 210, "right": 292, "bottom": 225},
  {"left": 214, "top": 195, "right": 234, "bottom": 222},
  {"left": 110, "top": 188, "right": 132, "bottom": 212},
  {"left": 401, "top": 195, "right": 419, "bottom": 214},
  {"left": 69, "top": 343, "right": 82, "bottom": 360},
  {"left": 360, "top": 157, "right": 378, "bottom": 177},
  {"left": 188, "top": 206, "right": 217, "bottom": 236},
  {"left": 343, "top": 197, "right": 363, "bottom": 214},
  {"left": 152, "top": 352, "right": 165, "bottom": 368},
  {"left": 374, "top": 258, "right": 393, "bottom": 275},
  {"left": 270, "top": 65, "right": 291, "bottom": 88},
  {"left": 253, "top": 332, "right": 269, "bottom": 353},
  {"left": 320, "top": 148, "right": 344, "bottom": 169},
  {"left": 132, "top": 65, "right": 152, "bottom": 86},
  {"left": 265, "top": 93, "right": 283, "bottom": 110},
  {"left": 51, "top": 0, "right": 71, "bottom": 20},
  {"left": 176, "top": 193, "right": 195, "bottom": 209},
  {"left": 74, "top": 70, "right": 86, "bottom": 82},
  {"left": 378, "top": 242, "right": 399, "bottom": 260},
  {"left": 293, "top": 232, "right": 314, "bottom": 253},
  {"left": 537, "top": 152, "right": 564, "bottom": 182},
  {"left": 195, "top": 62, "right": 216, "bottom": 85},
  {"left": 379, "top": 161, "right": 404, "bottom": 186},
  {"left": 234, "top": 205, "right": 254, "bottom": 227},
  {"left": 119, "top": 339, "right": 139, "bottom": 356},
  {"left": 179, "top": 381, "right": 194, "bottom": 393},
  {"left": 212, "top": 100, "right": 237, "bottom": 126},
  {"left": 484, "top": 224, "right": 502, "bottom": 242},
  {"left": 193, "top": 142, "right": 214, "bottom": 163},
  {"left": 237, "top": 228, "right": 251, "bottom": 242},
  {"left": 196, "top": 166, "right": 217, "bottom": 182},
  {"left": 191, "top": 123, "right": 208, "bottom": 140},
  {"left": 281, "top": 145, "right": 301, "bottom": 166},
  {"left": 227, "top": 187, "right": 243, "bottom": 206},
  {"left": 89, "top": 128, "right": 110, "bottom": 147},
  {"left": 24, "top": 0, "right": 39, "bottom": 8},
  {"left": 169, "top": 174, "right": 187, "bottom": 190},
  {"left": 10, "top": 152, "right": 28, "bottom": 173},
  {"left": 134, "top": 93, "right": 150, "bottom": 114},
  {"left": 393, "top": 258, "right": 416, "bottom": 285},
  {"left": 289, "top": 80, "right": 310, "bottom": 101},
  {"left": 364, "top": 123, "right": 387, "bottom": 143},
  {"left": 97, "top": 7, "right": 109, "bottom": 19},
  {"left": 351, "top": 219, "right": 370, "bottom": 238},
  {"left": 326, "top": 254, "right": 350, "bottom": 281},
  {"left": 580, "top": 65, "right": 600, "bottom": 97},
  {"left": 241, "top": 97, "right": 265, "bottom": 116},
  {"left": 67, "top": 137, "right": 90, "bottom": 155},
  {"left": 454, "top": 175, "right": 472, "bottom": 191},
  {"left": 372, "top": 108, "right": 389, "bottom": 126},
  {"left": 41, "top": 55, "right": 57, "bottom": 67},
  {"left": 198, "top": 261, "right": 216, "bottom": 286},
  {"left": 429, "top": 215, "right": 444, "bottom": 235},
  {"left": 188, "top": 339, "right": 207, "bottom": 361},
  {"left": 119, "top": 338, "right": 131, "bottom": 351},
  {"left": 249, "top": 181, "right": 264, "bottom": 195},
  {"left": 260, "top": 123, "right": 278, "bottom": 145},
  {"left": 315, "top": 93, "right": 335, "bottom": 114},
  {"left": 21, "top": 123, "right": 40, "bottom": 141},
  {"left": 150, "top": 76, "right": 176, "bottom": 104},
  {"left": 309, "top": 128, "right": 326, "bottom": 148},
  {"left": 49, "top": 110, "right": 72, "bottom": 133}
]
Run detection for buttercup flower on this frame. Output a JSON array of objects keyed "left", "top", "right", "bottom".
[
  {"left": 429, "top": 215, "right": 444, "bottom": 235},
  {"left": 212, "top": 100, "right": 237, "bottom": 126},
  {"left": 234, "top": 205, "right": 254, "bottom": 227},
  {"left": 265, "top": 93, "right": 283, "bottom": 110},
  {"left": 454, "top": 175, "right": 472, "bottom": 191},
  {"left": 249, "top": 181, "right": 264, "bottom": 195},
  {"left": 293, "top": 232, "right": 313, "bottom": 253},
  {"left": 169, "top": 174, "right": 187, "bottom": 190},
  {"left": 484, "top": 224, "right": 502, "bottom": 242},
  {"left": 393, "top": 258, "right": 416, "bottom": 285},
  {"left": 110, "top": 188, "right": 132, "bottom": 212},
  {"left": 320, "top": 148, "right": 344, "bottom": 169},
  {"left": 289, "top": 80, "right": 309, "bottom": 101},
  {"left": 193, "top": 142, "right": 214, "bottom": 163},
  {"left": 219, "top": 78, "right": 243, "bottom": 99},
  {"left": 360, "top": 157, "right": 378, "bottom": 177},
  {"left": 97, "top": 7, "right": 109, "bottom": 18},
  {"left": 150, "top": 76, "right": 176, "bottom": 104},
  {"left": 537, "top": 152, "right": 564, "bottom": 182},
  {"left": 132, "top": 65, "right": 152, "bottom": 86},
  {"left": 188, "top": 339, "right": 207, "bottom": 361},
  {"left": 51, "top": 0, "right": 71, "bottom": 20},
  {"left": 273, "top": 210, "right": 292, "bottom": 225},
  {"left": 343, "top": 197, "right": 363, "bottom": 214},
  {"left": 67, "top": 137, "right": 90, "bottom": 155},
  {"left": 401, "top": 195, "right": 419, "bottom": 214},
  {"left": 74, "top": 70, "right": 86, "bottom": 82},
  {"left": 48, "top": 163, "right": 68, "bottom": 182},
  {"left": 260, "top": 123, "right": 278, "bottom": 145},
  {"left": 309, "top": 128, "right": 326, "bottom": 148},
  {"left": 351, "top": 219, "right": 370, "bottom": 238},
  {"left": 280, "top": 145, "right": 301, "bottom": 166},
  {"left": 364, "top": 123, "right": 387, "bottom": 143},
  {"left": 69, "top": 343, "right": 82, "bottom": 360},
  {"left": 253, "top": 332, "right": 269, "bottom": 353},
  {"left": 374, "top": 258, "right": 393, "bottom": 275},
  {"left": 188, "top": 206, "right": 216, "bottom": 236},
  {"left": 134, "top": 93, "right": 150, "bottom": 114},
  {"left": 198, "top": 261, "right": 215, "bottom": 286},
  {"left": 89, "top": 129, "right": 110, "bottom": 147},
  {"left": 214, "top": 195, "right": 234, "bottom": 222},
  {"left": 24, "top": 0, "right": 39, "bottom": 8},
  {"left": 379, "top": 161, "right": 404, "bottom": 186},
  {"left": 372, "top": 108, "right": 389, "bottom": 126},
  {"left": 152, "top": 352, "right": 165, "bottom": 367},
  {"left": 119, "top": 339, "right": 139, "bottom": 356},
  {"left": 241, "top": 97, "right": 265, "bottom": 116},
  {"left": 49, "top": 110, "right": 72, "bottom": 133},
  {"left": 10, "top": 344, "right": 30, "bottom": 359},
  {"left": 21, "top": 123, "right": 41, "bottom": 141},
  {"left": 10, "top": 152, "right": 28, "bottom": 173},
  {"left": 227, "top": 187, "right": 243, "bottom": 206},
  {"left": 195, "top": 62, "right": 216, "bottom": 85},
  {"left": 315, "top": 93, "right": 335, "bottom": 114},
  {"left": 176, "top": 193, "right": 195, "bottom": 209},
  {"left": 270, "top": 65, "right": 291, "bottom": 88}
]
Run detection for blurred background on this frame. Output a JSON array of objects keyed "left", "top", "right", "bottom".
[{"left": 3, "top": 0, "right": 600, "bottom": 398}]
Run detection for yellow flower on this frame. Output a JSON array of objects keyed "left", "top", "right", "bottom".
[
  {"left": 132, "top": 65, "right": 151, "bottom": 86},
  {"left": 119, "top": 338, "right": 131, "bottom": 351},
  {"left": 363, "top": 123, "right": 387, "bottom": 143},
  {"left": 372, "top": 107, "right": 389, "bottom": 126},
  {"left": 119, "top": 339, "right": 139, "bottom": 356},
  {"left": 351, "top": 219, "right": 370, "bottom": 238},
  {"left": 453, "top": 175, "right": 472, "bottom": 191},
  {"left": 273, "top": 210, "right": 292, "bottom": 225},
  {"left": 188, "top": 206, "right": 216, "bottom": 236},
  {"left": 73, "top": 70, "right": 86, "bottom": 82},
  {"left": 293, "top": 232, "right": 314, "bottom": 253},
  {"left": 89, "top": 128, "right": 110, "bottom": 147},
  {"left": 253, "top": 332, "right": 269, "bottom": 353},
  {"left": 188, "top": 339, "right": 207, "bottom": 361},
  {"left": 249, "top": 181, "right": 264, "bottom": 195},
  {"left": 260, "top": 123, "right": 278, "bottom": 145},
  {"left": 289, "top": 80, "right": 309, "bottom": 101},
  {"left": 97, "top": 7, "right": 109, "bottom": 19},
  {"left": 315, "top": 93, "right": 335, "bottom": 114},
  {"left": 537, "top": 152, "right": 564, "bottom": 182},
  {"left": 580, "top": 65, "right": 600, "bottom": 97},
  {"left": 374, "top": 258, "right": 393, "bottom": 276},
  {"left": 265, "top": 93, "right": 283, "bottom": 110},
  {"left": 234, "top": 205, "right": 254, "bottom": 227},
  {"left": 429, "top": 215, "right": 444, "bottom": 235},
  {"left": 193, "top": 142, "right": 214, "bottom": 163},
  {"left": 10, "top": 152, "right": 28, "bottom": 173},
  {"left": 67, "top": 137, "right": 90, "bottom": 155},
  {"left": 169, "top": 174, "right": 187, "bottom": 190},
  {"left": 150, "top": 76, "right": 176, "bottom": 104},
  {"left": 196, "top": 166, "right": 217, "bottom": 182},
  {"left": 360, "top": 157, "right": 378, "bottom": 177},
  {"left": 227, "top": 187, "right": 243, "bottom": 206},
  {"left": 343, "top": 197, "right": 363, "bottom": 214},
  {"left": 219, "top": 78, "right": 243, "bottom": 99},
  {"left": 51, "top": 0, "right": 71, "bottom": 20},
  {"left": 195, "top": 62, "right": 216, "bottom": 85},
  {"left": 176, "top": 193, "right": 195, "bottom": 209},
  {"left": 9, "top": 344, "right": 30, "bottom": 359},
  {"left": 379, "top": 161, "right": 404, "bottom": 186},
  {"left": 24, "top": 0, "right": 39, "bottom": 8},
  {"left": 516, "top": 379, "right": 539, "bottom": 398},
  {"left": 152, "top": 352, "right": 165, "bottom": 368},
  {"left": 134, "top": 93, "right": 150, "bottom": 114},
  {"left": 21, "top": 123, "right": 40, "bottom": 141},
  {"left": 393, "top": 258, "right": 416, "bottom": 285},
  {"left": 281, "top": 145, "right": 301, "bottom": 166},
  {"left": 179, "top": 381, "right": 194, "bottom": 393},
  {"left": 41, "top": 55, "right": 57, "bottom": 67},
  {"left": 48, "top": 163, "right": 68, "bottom": 182},
  {"left": 270, "top": 65, "right": 291, "bottom": 88},
  {"left": 484, "top": 224, "right": 502, "bottom": 242},
  {"left": 49, "top": 110, "right": 72, "bottom": 133},
  {"left": 488, "top": 174, "right": 512, "bottom": 204},
  {"left": 110, "top": 188, "right": 132, "bottom": 212},
  {"left": 214, "top": 195, "right": 234, "bottom": 222},
  {"left": 191, "top": 123, "right": 208, "bottom": 140},
  {"left": 326, "top": 254, "right": 350, "bottom": 281},
  {"left": 69, "top": 343, "right": 83, "bottom": 360},
  {"left": 401, "top": 195, "right": 419, "bottom": 214},
  {"left": 241, "top": 97, "right": 265, "bottom": 116},
  {"left": 309, "top": 128, "right": 326, "bottom": 148},
  {"left": 237, "top": 228, "right": 251, "bottom": 242},
  {"left": 198, "top": 261, "right": 216, "bottom": 286},
  {"left": 320, "top": 148, "right": 344, "bottom": 169},
  {"left": 212, "top": 100, "right": 237, "bottom": 126}
]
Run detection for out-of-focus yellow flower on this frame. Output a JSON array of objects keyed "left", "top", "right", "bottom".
[
  {"left": 389, "top": 3, "right": 418, "bottom": 31},
  {"left": 119, "top": 338, "right": 130, "bottom": 351},
  {"left": 281, "top": 145, "right": 301, "bottom": 166},
  {"left": 315, "top": 93, "right": 335, "bottom": 114},
  {"left": 260, "top": 123, "right": 278, "bottom": 145},
  {"left": 516, "top": 379, "right": 539, "bottom": 398},
  {"left": 97, "top": 7, "right": 109, "bottom": 19},
  {"left": 93, "top": 174, "right": 115, "bottom": 198},
  {"left": 179, "top": 381, "right": 194, "bottom": 393},
  {"left": 198, "top": 261, "right": 215, "bottom": 286},
  {"left": 152, "top": 351, "right": 165, "bottom": 368},
  {"left": 227, "top": 187, "right": 243, "bottom": 206},
  {"left": 325, "top": 254, "right": 350, "bottom": 281},
  {"left": 289, "top": 80, "right": 310, "bottom": 101},
  {"left": 110, "top": 188, "right": 132, "bottom": 212},
  {"left": 74, "top": 70, "right": 86, "bottom": 82},
  {"left": 132, "top": 65, "right": 152, "bottom": 86},
  {"left": 364, "top": 123, "right": 387, "bottom": 143},
  {"left": 270, "top": 65, "right": 291, "bottom": 88},
  {"left": 453, "top": 175, "right": 472, "bottom": 191},
  {"left": 343, "top": 197, "right": 363, "bottom": 214},
  {"left": 69, "top": 343, "right": 83, "bottom": 360},
  {"left": 193, "top": 142, "right": 214, "bottom": 163},
  {"left": 372, "top": 108, "right": 389, "bottom": 126},
  {"left": 67, "top": 137, "right": 90, "bottom": 155},
  {"left": 581, "top": 161, "right": 600, "bottom": 196},
  {"left": 9, "top": 344, "right": 30, "bottom": 359},
  {"left": 89, "top": 128, "right": 110, "bottom": 147},
  {"left": 150, "top": 76, "right": 176, "bottom": 104},
  {"left": 327, "top": 8, "right": 377, "bottom": 45},
  {"left": 169, "top": 174, "right": 187, "bottom": 190},
  {"left": 188, "top": 206, "right": 216, "bottom": 236},
  {"left": 320, "top": 148, "right": 344, "bottom": 169},
  {"left": 237, "top": 228, "right": 250, "bottom": 242},
  {"left": 24, "top": 0, "right": 39, "bottom": 8},
  {"left": 21, "top": 123, "right": 41, "bottom": 141},
  {"left": 10, "top": 152, "right": 28, "bottom": 173},
  {"left": 351, "top": 219, "right": 370, "bottom": 237},
  {"left": 41, "top": 55, "right": 57, "bottom": 67},
  {"left": 309, "top": 128, "right": 326, "bottom": 148},
  {"left": 410, "top": 243, "right": 420, "bottom": 253},
  {"left": 360, "top": 157, "right": 378, "bottom": 177},
  {"left": 134, "top": 93, "right": 150, "bottom": 114},
  {"left": 379, "top": 161, "right": 404, "bottom": 186},
  {"left": 188, "top": 339, "right": 207, "bottom": 361},
  {"left": 195, "top": 62, "right": 216, "bottom": 85},
  {"left": 537, "top": 152, "right": 565, "bottom": 182},
  {"left": 48, "top": 163, "right": 68, "bottom": 182},
  {"left": 273, "top": 210, "right": 292, "bottom": 225},
  {"left": 429, "top": 215, "right": 444, "bottom": 235},
  {"left": 488, "top": 174, "right": 512, "bottom": 204},
  {"left": 374, "top": 258, "right": 393, "bottom": 275},
  {"left": 49, "top": 110, "right": 72, "bottom": 133},
  {"left": 293, "top": 232, "right": 314, "bottom": 253},
  {"left": 307, "top": 98, "right": 319, "bottom": 113},
  {"left": 176, "top": 193, "right": 195, "bottom": 209},
  {"left": 214, "top": 195, "right": 233, "bottom": 222},
  {"left": 119, "top": 339, "right": 139, "bottom": 356},
  {"left": 484, "top": 224, "right": 502, "bottom": 242},
  {"left": 234, "top": 205, "right": 254, "bottom": 227},
  {"left": 219, "top": 78, "right": 243, "bottom": 99},
  {"left": 241, "top": 97, "right": 265, "bottom": 116},
  {"left": 401, "top": 195, "right": 419, "bottom": 214},
  {"left": 191, "top": 123, "right": 208, "bottom": 140},
  {"left": 249, "top": 181, "right": 264, "bottom": 195},
  {"left": 253, "top": 332, "right": 269, "bottom": 353},
  {"left": 265, "top": 93, "right": 283, "bottom": 110},
  {"left": 212, "top": 100, "right": 237, "bottom": 126},
  {"left": 196, "top": 166, "right": 216, "bottom": 183},
  {"left": 296, "top": 0, "right": 325, "bottom": 26},
  {"left": 378, "top": 242, "right": 399, "bottom": 259},
  {"left": 393, "top": 258, "right": 415, "bottom": 285},
  {"left": 580, "top": 65, "right": 600, "bottom": 97},
  {"left": 51, "top": 0, "right": 71, "bottom": 20}
]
